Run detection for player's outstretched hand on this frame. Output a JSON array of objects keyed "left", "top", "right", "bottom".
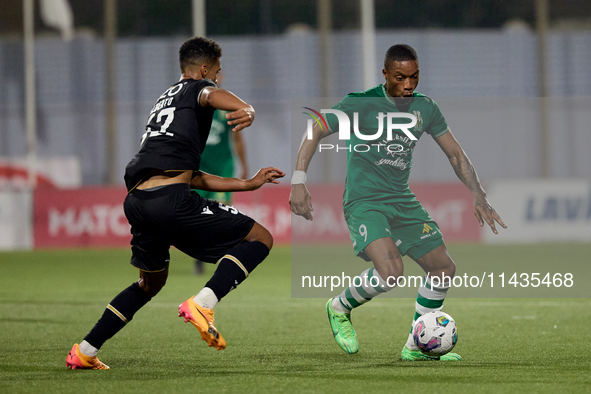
[
  {"left": 289, "top": 184, "right": 313, "bottom": 221},
  {"left": 473, "top": 195, "right": 507, "bottom": 234},
  {"left": 247, "top": 167, "right": 285, "bottom": 190},
  {"left": 226, "top": 106, "right": 255, "bottom": 132}
]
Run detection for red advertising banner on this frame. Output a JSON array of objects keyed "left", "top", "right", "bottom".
[
  {"left": 411, "top": 183, "right": 481, "bottom": 242},
  {"left": 33, "top": 186, "right": 293, "bottom": 248},
  {"left": 33, "top": 182, "right": 479, "bottom": 248},
  {"left": 34, "top": 187, "right": 130, "bottom": 248},
  {"left": 290, "top": 183, "right": 481, "bottom": 244},
  {"left": 290, "top": 184, "right": 349, "bottom": 244},
  {"left": 233, "top": 186, "right": 292, "bottom": 244}
]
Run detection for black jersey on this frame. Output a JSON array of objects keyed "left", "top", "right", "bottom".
[{"left": 124, "top": 78, "right": 217, "bottom": 191}]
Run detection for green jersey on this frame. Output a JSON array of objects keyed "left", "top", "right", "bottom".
[
  {"left": 199, "top": 110, "right": 234, "bottom": 178},
  {"left": 325, "top": 84, "right": 449, "bottom": 211},
  {"left": 197, "top": 110, "right": 235, "bottom": 202}
]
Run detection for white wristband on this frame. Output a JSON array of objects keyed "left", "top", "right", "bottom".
[{"left": 291, "top": 170, "right": 307, "bottom": 185}]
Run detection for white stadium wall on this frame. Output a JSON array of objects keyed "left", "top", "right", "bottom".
[
  {"left": 482, "top": 179, "right": 591, "bottom": 244},
  {"left": 0, "top": 190, "right": 32, "bottom": 250}
]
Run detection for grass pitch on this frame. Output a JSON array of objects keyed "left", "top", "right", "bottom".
[{"left": 1, "top": 244, "right": 590, "bottom": 393}]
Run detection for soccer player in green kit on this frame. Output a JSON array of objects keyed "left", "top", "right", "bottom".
[
  {"left": 289, "top": 44, "right": 506, "bottom": 360},
  {"left": 198, "top": 108, "right": 248, "bottom": 204},
  {"left": 194, "top": 72, "right": 248, "bottom": 274},
  {"left": 197, "top": 71, "right": 249, "bottom": 204}
]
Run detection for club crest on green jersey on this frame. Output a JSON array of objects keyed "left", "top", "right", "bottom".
[{"left": 413, "top": 110, "right": 423, "bottom": 132}]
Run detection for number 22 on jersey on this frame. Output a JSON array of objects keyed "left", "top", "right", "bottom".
[{"left": 140, "top": 82, "right": 185, "bottom": 146}]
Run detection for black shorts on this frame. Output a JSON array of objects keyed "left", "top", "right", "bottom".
[{"left": 123, "top": 183, "right": 255, "bottom": 272}]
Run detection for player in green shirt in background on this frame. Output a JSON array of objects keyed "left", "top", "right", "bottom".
[
  {"left": 290, "top": 44, "right": 506, "bottom": 360},
  {"left": 195, "top": 72, "right": 248, "bottom": 274}
]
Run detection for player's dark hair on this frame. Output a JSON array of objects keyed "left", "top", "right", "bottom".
[
  {"left": 179, "top": 36, "right": 222, "bottom": 72},
  {"left": 384, "top": 44, "right": 418, "bottom": 69}
]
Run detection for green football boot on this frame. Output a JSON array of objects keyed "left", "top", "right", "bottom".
[
  {"left": 400, "top": 345, "right": 462, "bottom": 361},
  {"left": 326, "top": 298, "right": 359, "bottom": 354}
]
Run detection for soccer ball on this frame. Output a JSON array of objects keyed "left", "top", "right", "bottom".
[{"left": 412, "top": 311, "right": 458, "bottom": 356}]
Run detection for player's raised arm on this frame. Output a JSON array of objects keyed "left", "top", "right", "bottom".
[
  {"left": 435, "top": 131, "right": 507, "bottom": 234},
  {"left": 191, "top": 167, "right": 285, "bottom": 192},
  {"left": 199, "top": 87, "right": 255, "bottom": 132},
  {"left": 289, "top": 121, "right": 332, "bottom": 221}
]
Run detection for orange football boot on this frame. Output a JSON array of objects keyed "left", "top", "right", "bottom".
[
  {"left": 66, "top": 343, "right": 110, "bottom": 370},
  {"left": 179, "top": 297, "right": 226, "bottom": 350}
]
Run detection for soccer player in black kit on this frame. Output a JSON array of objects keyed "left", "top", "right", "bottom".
[{"left": 66, "top": 37, "right": 285, "bottom": 370}]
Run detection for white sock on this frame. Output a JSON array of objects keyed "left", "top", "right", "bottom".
[
  {"left": 193, "top": 287, "right": 218, "bottom": 310},
  {"left": 79, "top": 340, "right": 99, "bottom": 357},
  {"left": 332, "top": 268, "right": 396, "bottom": 314},
  {"left": 331, "top": 297, "right": 350, "bottom": 314}
]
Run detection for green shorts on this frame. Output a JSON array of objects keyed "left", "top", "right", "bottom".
[{"left": 345, "top": 200, "right": 444, "bottom": 262}]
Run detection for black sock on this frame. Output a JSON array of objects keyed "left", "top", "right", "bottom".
[
  {"left": 205, "top": 241, "right": 269, "bottom": 300},
  {"left": 84, "top": 282, "right": 152, "bottom": 349}
]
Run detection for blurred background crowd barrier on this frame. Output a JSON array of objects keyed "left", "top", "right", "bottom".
[
  {"left": 0, "top": 0, "right": 589, "bottom": 249},
  {"left": 1, "top": 31, "right": 590, "bottom": 185}
]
